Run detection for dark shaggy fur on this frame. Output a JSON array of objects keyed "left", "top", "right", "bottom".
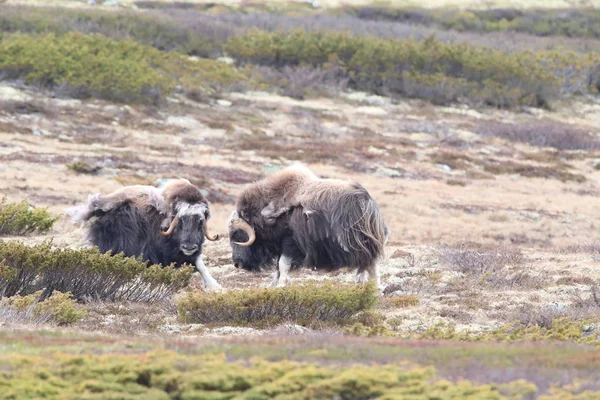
[
  {"left": 89, "top": 203, "right": 202, "bottom": 267},
  {"left": 230, "top": 171, "right": 388, "bottom": 277},
  {"left": 73, "top": 181, "right": 212, "bottom": 268}
]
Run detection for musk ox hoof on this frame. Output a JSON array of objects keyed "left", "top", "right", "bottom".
[{"left": 205, "top": 284, "right": 225, "bottom": 293}]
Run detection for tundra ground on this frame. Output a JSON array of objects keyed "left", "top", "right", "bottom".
[{"left": 1, "top": 83, "right": 599, "bottom": 338}]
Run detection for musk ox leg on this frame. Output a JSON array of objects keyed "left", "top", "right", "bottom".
[
  {"left": 195, "top": 255, "right": 222, "bottom": 292},
  {"left": 355, "top": 269, "right": 369, "bottom": 284},
  {"left": 275, "top": 254, "right": 293, "bottom": 287},
  {"left": 268, "top": 270, "right": 280, "bottom": 288},
  {"left": 357, "top": 264, "right": 384, "bottom": 294}
]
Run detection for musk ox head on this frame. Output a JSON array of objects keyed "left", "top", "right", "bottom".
[
  {"left": 227, "top": 210, "right": 287, "bottom": 271},
  {"left": 160, "top": 181, "right": 218, "bottom": 257}
]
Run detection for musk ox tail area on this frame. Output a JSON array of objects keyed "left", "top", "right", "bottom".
[
  {"left": 296, "top": 183, "right": 387, "bottom": 270},
  {"left": 86, "top": 202, "right": 160, "bottom": 263},
  {"left": 331, "top": 185, "right": 387, "bottom": 262},
  {"left": 67, "top": 193, "right": 101, "bottom": 224}
]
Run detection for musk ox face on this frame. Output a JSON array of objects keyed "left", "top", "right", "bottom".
[
  {"left": 229, "top": 230, "right": 265, "bottom": 271},
  {"left": 227, "top": 211, "right": 283, "bottom": 272},
  {"left": 162, "top": 202, "right": 218, "bottom": 257}
]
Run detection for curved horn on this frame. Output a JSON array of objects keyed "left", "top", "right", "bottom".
[
  {"left": 232, "top": 217, "right": 256, "bottom": 247},
  {"left": 203, "top": 222, "right": 219, "bottom": 241},
  {"left": 160, "top": 215, "right": 179, "bottom": 236}
]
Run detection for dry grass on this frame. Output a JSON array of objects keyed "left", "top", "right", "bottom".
[
  {"left": 79, "top": 301, "right": 174, "bottom": 334},
  {"left": 379, "top": 295, "right": 420, "bottom": 309},
  {"left": 440, "top": 244, "right": 550, "bottom": 290},
  {"left": 503, "top": 286, "right": 600, "bottom": 328},
  {"left": 476, "top": 120, "right": 600, "bottom": 151}
]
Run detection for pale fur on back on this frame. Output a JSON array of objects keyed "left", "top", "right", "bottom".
[
  {"left": 66, "top": 181, "right": 191, "bottom": 225},
  {"left": 239, "top": 164, "right": 388, "bottom": 263}
]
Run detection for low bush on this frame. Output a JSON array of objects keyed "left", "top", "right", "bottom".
[
  {"left": 0, "top": 6, "right": 224, "bottom": 57},
  {"left": 440, "top": 244, "right": 550, "bottom": 290},
  {"left": 0, "top": 197, "right": 58, "bottom": 236},
  {"left": 225, "top": 29, "right": 600, "bottom": 108},
  {"left": 0, "top": 32, "right": 245, "bottom": 104},
  {"left": 422, "top": 318, "right": 600, "bottom": 347},
  {"left": 476, "top": 120, "right": 600, "bottom": 151},
  {"left": 1, "top": 290, "right": 86, "bottom": 325},
  {"left": 0, "top": 350, "right": 543, "bottom": 399},
  {"left": 343, "top": 6, "right": 600, "bottom": 40},
  {"left": 178, "top": 281, "right": 378, "bottom": 327},
  {"left": 0, "top": 241, "right": 193, "bottom": 301},
  {"left": 252, "top": 65, "right": 348, "bottom": 100},
  {"left": 3, "top": 7, "right": 600, "bottom": 108},
  {"left": 66, "top": 161, "right": 102, "bottom": 175}
]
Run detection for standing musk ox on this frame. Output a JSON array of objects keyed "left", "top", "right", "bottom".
[
  {"left": 227, "top": 165, "right": 389, "bottom": 288},
  {"left": 69, "top": 179, "right": 222, "bottom": 290}
]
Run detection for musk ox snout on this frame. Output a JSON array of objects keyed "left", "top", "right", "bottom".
[{"left": 180, "top": 243, "right": 199, "bottom": 256}]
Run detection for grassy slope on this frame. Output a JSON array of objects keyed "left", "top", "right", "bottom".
[
  {"left": 2, "top": 329, "right": 600, "bottom": 395},
  {"left": 6, "top": 0, "right": 600, "bottom": 10}
]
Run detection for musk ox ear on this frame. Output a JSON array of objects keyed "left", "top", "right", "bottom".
[
  {"left": 260, "top": 201, "right": 290, "bottom": 225},
  {"left": 160, "top": 216, "right": 173, "bottom": 233}
]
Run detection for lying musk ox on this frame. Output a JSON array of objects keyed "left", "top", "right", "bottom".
[
  {"left": 69, "top": 179, "right": 222, "bottom": 290},
  {"left": 227, "top": 165, "right": 388, "bottom": 288}
]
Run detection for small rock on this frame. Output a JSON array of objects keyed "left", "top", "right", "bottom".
[
  {"left": 437, "top": 164, "right": 452, "bottom": 172},
  {"left": 546, "top": 301, "right": 567, "bottom": 311},
  {"left": 368, "top": 146, "right": 387, "bottom": 155},
  {"left": 0, "top": 86, "right": 29, "bottom": 102},
  {"left": 32, "top": 128, "right": 42, "bottom": 136},
  {"left": 517, "top": 211, "right": 541, "bottom": 221},
  {"left": 216, "top": 56, "right": 235, "bottom": 65},
  {"left": 58, "top": 134, "right": 73, "bottom": 142},
  {"left": 263, "top": 165, "right": 283, "bottom": 174},
  {"left": 376, "top": 166, "right": 403, "bottom": 178},
  {"left": 88, "top": 0, "right": 97, "bottom": 4},
  {"left": 208, "top": 326, "right": 259, "bottom": 336},
  {"left": 187, "top": 324, "right": 205, "bottom": 332},
  {"left": 277, "top": 324, "right": 310, "bottom": 335},
  {"left": 217, "top": 99, "right": 232, "bottom": 107},
  {"left": 159, "top": 324, "right": 182, "bottom": 334},
  {"left": 102, "top": 0, "right": 119, "bottom": 6}
]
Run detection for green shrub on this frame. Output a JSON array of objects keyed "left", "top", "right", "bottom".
[
  {"left": 178, "top": 281, "right": 379, "bottom": 327},
  {"left": 0, "top": 6, "right": 222, "bottom": 57},
  {"left": 0, "top": 241, "right": 193, "bottom": 301},
  {"left": 0, "top": 197, "right": 58, "bottom": 236},
  {"left": 0, "top": 350, "right": 541, "bottom": 399},
  {"left": 344, "top": 6, "right": 600, "bottom": 40},
  {"left": 225, "top": 29, "right": 600, "bottom": 108},
  {"left": 1, "top": 290, "right": 86, "bottom": 325},
  {"left": 66, "top": 161, "right": 102, "bottom": 175},
  {"left": 421, "top": 318, "right": 600, "bottom": 346},
  {"left": 0, "top": 32, "right": 245, "bottom": 103}
]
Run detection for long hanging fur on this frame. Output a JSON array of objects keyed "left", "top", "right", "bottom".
[
  {"left": 291, "top": 182, "right": 387, "bottom": 271},
  {"left": 231, "top": 165, "right": 388, "bottom": 274},
  {"left": 68, "top": 180, "right": 212, "bottom": 268}
]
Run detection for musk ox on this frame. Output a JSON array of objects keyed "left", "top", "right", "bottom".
[
  {"left": 69, "top": 179, "right": 222, "bottom": 290},
  {"left": 227, "top": 165, "right": 388, "bottom": 288}
]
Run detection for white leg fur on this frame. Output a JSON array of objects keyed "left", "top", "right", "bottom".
[
  {"left": 276, "top": 255, "right": 293, "bottom": 287},
  {"left": 367, "top": 264, "right": 385, "bottom": 294},
  {"left": 195, "top": 255, "right": 222, "bottom": 291},
  {"left": 269, "top": 270, "right": 280, "bottom": 288},
  {"left": 366, "top": 264, "right": 380, "bottom": 287},
  {"left": 357, "top": 264, "right": 384, "bottom": 294},
  {"left": 355, "top": 270, "right": 369, "bottom": 284}
]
